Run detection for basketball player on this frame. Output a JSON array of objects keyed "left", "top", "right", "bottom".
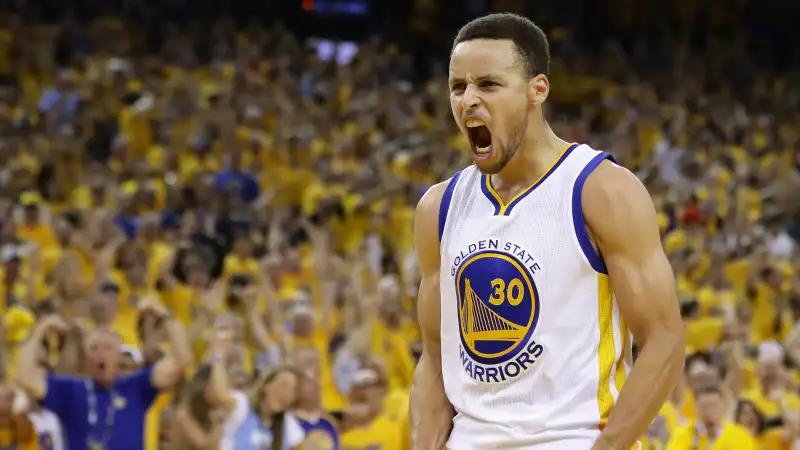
[{"left": 410, "top": 13, "right": 685, "bottom": 450}]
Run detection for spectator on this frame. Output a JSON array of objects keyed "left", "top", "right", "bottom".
[
  {"left": 0, "top": 1, "right": 799, "bottom": 449},
  {"left": 14, "top": 306, "right": 190, "bottom": 450}
]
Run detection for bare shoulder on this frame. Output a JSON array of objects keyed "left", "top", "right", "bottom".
[
  {"left": 414, "top": 180, "right": 451, "bottom": 274},
  {"left": 581, "top": 160, "right": 660, "bottom": 248},
  {"left": 415, "top": 180, "right": 450, "bottom": 223}
]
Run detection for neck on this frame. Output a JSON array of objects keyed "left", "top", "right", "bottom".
[
  {"left": 495, "top": 120, "right": 568, "bottom": 185},
  {"left": 701, "top": 420, "right": 720, "bottom": 436},
  {"left": 293, "top": 407, "right": 319, "bottom": 421},
  {"left": 260, "top": 409, "right": 277, "bottom": 424},
  {"left": 94, "top": 376, "right": 115, "bottom": 388}
]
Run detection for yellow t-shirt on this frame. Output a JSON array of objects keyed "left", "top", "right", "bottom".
[
  {"left": 723, "top": 259, "right": 750, "bottom": 295},
  {"left": 741, "top": 389, "right": 800, "bottom": 418},
  {"left": 665, "top": 422, "right": 757, "bottom": 450},
  {"left": 750, "top": 283, "right": 791, "bottom": 344},
  {"left": 0, "top": 426, "right": 37, "bottom": 450},
  {"left": 341, "top": 414, "right": 402, "bottom": 450},
  {"left": 111, "top": 311, "right": 141, "bottom": 346},
  {"left": 17, "top": 223, "right": 57, "bottom": 250},
  {"left": 161, "top": 283, "right": 197, "bottom": 327},
  {"left": 144, "top": 393, "right": 173, "bottom": 450},
  {"left": 384, "top": 389, "right": 410, "bottom": 450},
  {"left": 680, "top": 388, "right": 696, "bottom": 422},
  {"left": 369, "top": 322, "right": 415, "bottom": 392},
  {"left": 684, "top": 317, "right": 725, "bottom": 354},
  {"left": 758, "top": 428, "right": 793, "bottom": 450},
  {"left": 222, "top": 255, "right": 260, "bottom": 281},
  {"left": 695, "top": 287, "right": 736, "bottom": 316}
]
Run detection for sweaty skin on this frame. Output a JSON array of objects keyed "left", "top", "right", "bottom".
[{"left": 409, "top": 181, "right": 455, "bottom": 450}]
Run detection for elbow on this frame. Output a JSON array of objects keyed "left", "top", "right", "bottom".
[
  {"left": 639, "top": 326, "right": 685, "bottom": 373},
  {"left": 668, "top": 333, "right": 686, "bottom": 376},
  {"left": 664, "top": 331, "right": 686, "bottom": 377}
]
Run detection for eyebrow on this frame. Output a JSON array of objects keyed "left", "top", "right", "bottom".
[{"left": 449, "top": 75, "right": 500, "bottom": 86}]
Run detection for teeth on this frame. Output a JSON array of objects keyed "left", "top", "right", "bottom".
[
  {"left": 476, "top": 146, "right": 490, "bottom": 154},
  {"left": 465, "top": 119, "right": 486, "bottom": 128}
]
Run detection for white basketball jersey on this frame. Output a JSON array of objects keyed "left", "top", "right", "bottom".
[{"left": 438, "top": 143, "right": 633, "bottom": 449}]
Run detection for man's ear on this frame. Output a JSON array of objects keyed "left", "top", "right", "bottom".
[{"left": 528, "top": 74, "right": 550, "bottom": 106}]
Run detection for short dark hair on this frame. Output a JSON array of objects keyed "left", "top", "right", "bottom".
[{"left": 453, "top": 13, "right": 550, "bottom": 77}]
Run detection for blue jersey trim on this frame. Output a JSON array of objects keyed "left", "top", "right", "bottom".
[
  {"left": 438, "top": 171, "right": 463, "bottom": 242},
  {"left": 571, "top": 152, "right": 616, "bottom": 274}
]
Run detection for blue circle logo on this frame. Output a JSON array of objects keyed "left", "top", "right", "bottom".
[
  {"left": 455, "top": 250, "right": 540, "bottom": 366},
  {"left": 304, "top": 430, "right": 335, "bottom": 450}
]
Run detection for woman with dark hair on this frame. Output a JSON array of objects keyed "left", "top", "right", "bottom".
[
  {"left": 205, "top": 330, "right": 307, "bottom": 450},
  {"left": 735, "top": 399, "right": 765, "bottom": 437},
  {"left": 735, "top": 399, "right": 796, "bottom": 450}
]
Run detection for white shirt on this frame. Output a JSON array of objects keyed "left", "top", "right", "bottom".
[
  {"left": 29, "top": 409, "right": 65, "bottom": 450},
  {"left": 220, "top": 390, "right": 305, "bottom": 450}
]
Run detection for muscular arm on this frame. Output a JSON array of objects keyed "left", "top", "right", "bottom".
[
  {"left": 586, "top": 162, "right": 684, "bottom": 450},
  {"left": 410, "top": 182, "right": 455, "bottom": 450}
]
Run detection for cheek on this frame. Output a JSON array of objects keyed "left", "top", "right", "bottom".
[{"left": 450, "top": 101, "right": 463, "bottom": 119}]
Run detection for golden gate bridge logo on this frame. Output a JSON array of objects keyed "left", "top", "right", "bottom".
[
  {"left": 461, "top": 278, "right": 527, "bottom": 347},
  {"left": 455, "top": 251, "right": 539, "bottom": 366}
]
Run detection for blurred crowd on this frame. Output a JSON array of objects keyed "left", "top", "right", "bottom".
[{"left": 0, "top": 0, "right": 799, "bottom": 449}]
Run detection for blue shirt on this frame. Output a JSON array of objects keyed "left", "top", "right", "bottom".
[
  {"left": 44, "top": 367, "right": 159, "bottom": 450},
  {"left": 222, "top": 391, "right": 306, "bottom": 450}
]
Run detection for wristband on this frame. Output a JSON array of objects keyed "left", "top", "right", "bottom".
[{"left": 211, "top": 353, "right": 224, "bottom": 363}]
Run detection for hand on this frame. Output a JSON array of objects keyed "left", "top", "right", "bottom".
[
  {"left": 37, "top": 315, "right": 68, "bottom": 335},
  {"left": 211, "top": 329, "right": 234, "bottom": 357}
]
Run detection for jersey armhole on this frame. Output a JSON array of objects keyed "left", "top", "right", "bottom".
[
  {"left": 571, "top": 152, "right": 616, "bottom": 274},
  {"left": 438, "top": 170, "right": 463, "bottom": 242}
]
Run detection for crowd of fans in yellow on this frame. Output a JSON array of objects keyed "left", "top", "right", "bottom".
[{"left": 0, "top": 7, "right": 799, "bottom": 450}]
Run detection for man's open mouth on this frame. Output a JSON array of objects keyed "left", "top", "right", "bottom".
[{"left": 466, "top": 119, "right": 492, "bottom": 154}]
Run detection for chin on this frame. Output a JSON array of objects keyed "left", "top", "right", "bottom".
[
  {"left": 474, "top": 158, "right": 508, "bottom": 175},
  {"left": 473, "top": 146, "right": 513, "bottom": 175}
]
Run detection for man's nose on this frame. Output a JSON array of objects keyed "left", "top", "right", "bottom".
[{"left": 461, "top": 84, "right": 482, "bottom": 111}]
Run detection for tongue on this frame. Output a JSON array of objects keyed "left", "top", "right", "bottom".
[{"left": 474, "top": 126, "right": 491, "bottom": 148}]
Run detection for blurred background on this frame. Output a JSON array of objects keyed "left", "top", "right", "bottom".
[{"left": 0, "top": 0, "right": 799, "bottom": 449}]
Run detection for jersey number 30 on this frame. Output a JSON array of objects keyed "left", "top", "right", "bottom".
[{"left": 489, "top": 278, "right": 524, "bottom": 306}]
